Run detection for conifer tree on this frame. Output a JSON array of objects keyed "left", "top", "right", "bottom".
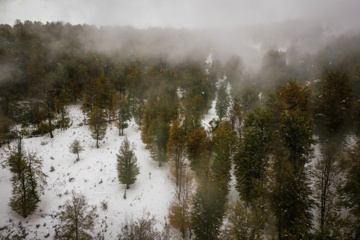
[
  {"left": 191, "top": 174, "right": 226, "bottom": 240},
  {"left": 115, "top": 92, "right": 130, "bottom": 136},
  {"left": 69, "top": 139, "right": 84, "bottom": 162},
  {"left": 56, "top": 191, "right": 97, "bottom": 240},
  {"left": 235, "top": 108, "right": 273, "bottom": 203},
  {"left": 340, "top": 138, "right": 360, "bottom": 238},
  {"left": 41, "top": 88, "right": 56, "bottom": 138},
  {"left": 215, "top": 81, "right": 229, "bottom": 119},
  {"left": 5, "top": 142, "right": 47, "bottom": 218},
  {"left": 89, "top": 106, "right": 107, "bottom": 148},
  {"left": 228, "top": 98, "right": 244, "bottom": 136},
  {"left": 117, "top": 137, "right": 140, "bottom": 192},
  {"left": 269, "top": 80, "right": 314, "bottom": 239},
  {"left": 167, "top": 119, "right": 186, "bottom": 188},
  {"left": 315, "top": 71, "right": 353, "bottom": 140},
  {"left": 0, "top": 115, "right": 14, "bottom": 146},
  {"left": 212, "top": 121, "right": 237, "bottom": 194},
  {"left": 55, "top": 89, "right": 71, "bottom": 130},
  {"left": 186, "top": 127, "right": 210, "bottom": 174}
]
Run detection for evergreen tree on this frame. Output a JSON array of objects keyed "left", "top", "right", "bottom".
[
  {"left": 69, "top": 139, "right": 84, "bottom": 162},
  {"left": 212, "top": 121, "right": 237, "bottom": 194},
  {"left": 269, "top": 80, "right": 314, "bottom": 239},
  {"left": 228, "top": 98, "right": 245, "bottom": 137},
  {"left": 117, "top": 137, "right": 140, "bottom": 192},
  {"left": 236, "top": 83, "right": 260, "bottom": 111},
  {"left": 224, "top": 55, "right": 244, "bottom": 96},
  {"left": 56, "top": 191, "right": 97, "bottom": 240},
  {"left": 167, "top": 119, "right": 186, "bottom": 188},
  {"left": 89, "top": 106, "right": 107, "bottom": 148},
  {"left": 149, "top": 119, "right": 170, "bottom": 167},
  {"left": 215, "top": 81, "right": 229, "bottom": 120},
  {"left": 340, "top": 138, "right": 360, "bottom": 239},
  {"left": 0, "top": 115, "right": 14, "bottom": 146},
  {"left": 40, "top": 88, "right": 56, "bottom": 138},
  {"left": 235, "top": 108, "right": 273, "bottom": 203},
  {"left": 55, "top": 89, "right": 71, "bottom": 130},
  {"left": 191, "top": 175, "right": 226, "bottom": 240},
  {"left": 115, "top": 92, "right": 131, "bottom": 136},
  {"left": 5, "top": 142, "right": 47, "bottom": 218},
  {"left": 186, "top": 127, "right": 210, "bottom": 174},
  {"left": 315, "top": 71, "right": 353, "bottom": 140},
  {"left": 270, "top": 111, "right": 314, "bottom": 239}
]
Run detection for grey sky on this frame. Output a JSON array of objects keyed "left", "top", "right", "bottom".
[{"left": 1, "top": 0, "right": 359, "bottom": 28}]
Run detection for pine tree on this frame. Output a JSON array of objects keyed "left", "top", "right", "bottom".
[
  {"left": 55, "top": 89, "right": 71, "bottom": 130},
  {"left": 186, "top": 127, "right": 210, "bottom": 174},
  {"left": 269, "top": 80, "right": 314, "bottom": 239},
  {"left": 69, "top": 139, "right": 84, "bottom": 162},
  {"left": 228, "top": 98, "right": 245, "bottom": 137},
  {"left": 115, "top": 92, "right": 130, "bottom": 136},
  {"left": 215, "top": 81, "right": 229, "bottom": 120},
  {"left": 167, "top": 119, "right": 186, "bottom": 188},
  {"left": 212, "top": 121, "right": 237, "bottom": 194},
  {"left": 89, "top": 106, "right": 107, "bottom": 148},
  {"left": 5, "top": 142, "right": 47, "bottom": 218},
  {"left": 56, "top": 191, "right": 97, "bottom": 240},
  {"left": 234, "top": 108, "right": 273, "bottom": 203},
  {"left": 191, "top": 175, "right": 226, "bottom": 240},
  {"left": 340, "top": 138, "right": 360, "bottom": 238},
  {"left": 0, "top": 115, "right": 14, "bottom": 146},
  {"left": 117, "top": 137, "right": 140, "bottom": 193},
  {"left": 315, "top": 71, "right": 353, "bottom": 140}
]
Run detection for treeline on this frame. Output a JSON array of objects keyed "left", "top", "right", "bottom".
[{"left": 1, "top": 20, "right": 360, "bottom": 239}]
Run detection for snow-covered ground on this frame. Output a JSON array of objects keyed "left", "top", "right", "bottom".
[{"left": 0, "top": 104, "right": 176, "bottom": 239}]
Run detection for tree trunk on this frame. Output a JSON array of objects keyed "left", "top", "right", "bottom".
[
  {"left": 21, "top": 172, "right": 27, "bottom": 218},
  {"left": 74, "top": 205, "right": 79, "bottom": 240},
  {"left": 48, "top": 116, "right": 53, "bottom": 138},
  {"left": 96, "top": 131, "right": 99, "bottom": 148}
]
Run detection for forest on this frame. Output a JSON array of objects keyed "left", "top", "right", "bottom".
[{"left": 1, "top": 20, "right": 360, "bottom": 239}]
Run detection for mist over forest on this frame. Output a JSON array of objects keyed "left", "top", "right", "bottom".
[{"left": 1, "top": 1, "right": 360, "bottom": 239}]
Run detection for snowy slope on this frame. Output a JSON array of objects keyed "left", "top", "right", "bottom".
[{"left": 0, "top": 104, "right": 175, "bottom": 239}]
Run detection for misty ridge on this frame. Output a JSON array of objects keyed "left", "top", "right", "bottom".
[{"left": 1, "top": 19, "right": 360, "bottom": 80}]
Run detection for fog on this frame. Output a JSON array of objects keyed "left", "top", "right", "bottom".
[
  {"left": 1, "top": 0, "right": 360, "bottom": 71},
  {"left": 1, "top": 0, "right": 360, "bottom": 29}
]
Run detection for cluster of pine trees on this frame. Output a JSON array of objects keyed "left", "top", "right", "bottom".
[{"left": 1, "top": 21, "right": 360, "bottom": 239}]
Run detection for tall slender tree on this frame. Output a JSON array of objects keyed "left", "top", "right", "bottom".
[
  {"left": 215, "top": 81, "right": 230, "bottom": 120},
  {"left": 169, "top": 168, "right": 194, "bottom": 238},
  {"left": 4, "top": 141, "right": 47, "bottom": 218},
  {"left": 167, "top": 119, "right": 186, "bottom": 188},
  {"left": 235, "top": 108, "right": 273, "bottom": 203},
  {"left": 89, "top": 106, "right": 107, "bottom": 148},
  {"left": 115, "top": 92, "right": 130, "bottom": 136}
]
